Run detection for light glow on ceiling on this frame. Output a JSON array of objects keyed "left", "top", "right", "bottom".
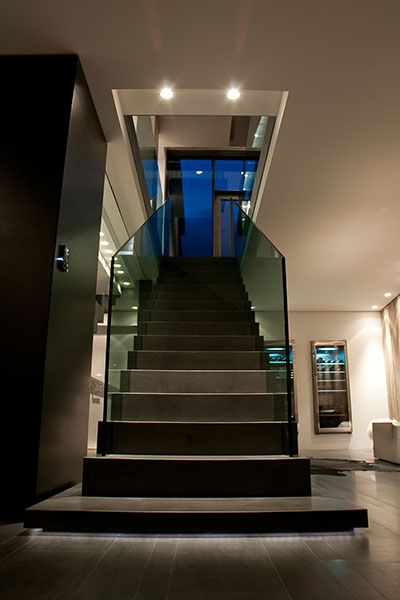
[
  {"left": 160, "top": 87, "right": 173, "bottom": 99},
  {"left": 371, "top": 305, "right": 379, "bottom": 310},
  {"left": 227, "top": 88, "right": 240, "bottom": 100},
  {"left": 384, "top": 292, "right": 392, "bottom": 297}
]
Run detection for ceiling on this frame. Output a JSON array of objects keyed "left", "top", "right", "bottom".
[{"left": 1, "top": 0, "right": 400, "bottom": 311}]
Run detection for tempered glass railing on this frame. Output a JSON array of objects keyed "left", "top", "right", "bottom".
[
  {"left": 101, "top": 195, "right": 294, "bottom": 456},
  {"left": 229, "top": 200, "right": 294, "bottom": 453},
  {"left": 101, "top": 199, "right": 170, "bottom": 447}
]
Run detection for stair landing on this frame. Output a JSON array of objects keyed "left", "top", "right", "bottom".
[{"left": 24, "top": 487, "right": 368, "bottom": 533}]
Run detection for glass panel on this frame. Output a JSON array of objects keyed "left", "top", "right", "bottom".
[
  {"left": 132, "top": 116, "right": 163, "bottom": 211},
  {"left": 233, "top": 202, "right": 292, "bottom": 431},
  {"left": 105, "top": 200, "right": 170, "bottom": 422},
  {"left": 220, "top": 200, "right": 233, "bottom": 257},
  {"left": 102, "top": 195, "right": 294, "bottom": 456}
]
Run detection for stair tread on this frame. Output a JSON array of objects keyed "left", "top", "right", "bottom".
[
  {"left": 26, "top": 494, "right": 365, "bottom": 514},
  {"left": 111, "top": 392, "right": 280, "bottom": 396},
  {"left": 85, "top": 454, "right": 297, "bottom": 460}
]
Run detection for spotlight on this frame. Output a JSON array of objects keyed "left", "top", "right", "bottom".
[
  {"left": 227, "top": 88, "right": 240, "bottom": 100},
  {"left": 160, "top": 87, "right": 173, "bottom": 99}
]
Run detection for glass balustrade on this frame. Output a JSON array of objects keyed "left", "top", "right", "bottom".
[{"left": 101, "top": 196, "right": 294, "bottom": 456}]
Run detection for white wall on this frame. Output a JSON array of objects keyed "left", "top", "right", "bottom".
[{"left": 278, "top": 312, "right": 388, "bottom": 452}]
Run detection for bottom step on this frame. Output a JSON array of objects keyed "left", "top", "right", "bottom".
[
  {"left": 82, "top": 456, "right": 311, "bottom": 497},
  {"left": 24, "top": 492, "right": 368, "bottom": 533}
]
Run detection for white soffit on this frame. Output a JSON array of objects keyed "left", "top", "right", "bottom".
[{"left": 115, "top": 89, "right": 285, "bottom": 117}]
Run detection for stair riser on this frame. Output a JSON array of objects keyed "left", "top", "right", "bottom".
[
  {"left": 120, "top": 370, "right": 268, "bottom": 393},
  {"left": 140, "top": 300, "right": 251, "bottom": 311},
  {"left": 137, "top": 322, "right": 259, "bottom": 335},
  {"left": 24, "top": 509, "right": 368, "bottom": 534},
  {"left": 98, "top": 422, "right": 294, "bottom": 455},
  {"left": 154, "top": 283, "right": 246, "bottom": 292},
  {"left": 134, "top": 335, "right": 263, "bottom": 351},
  {"left": 110, "top": 393, "right": 280, "bottom": 421},
  {"left": 138, "top": 310, "right": 255, "bottom": 322},
  {"left": 145, "top": 291, "right": 249, "bottom": 301},
  {"left": 82, "top": 457, "right": 311, "bottom": 497},
  {"left": 158, "top": 273, "right": 242, "bottom": 280},
  {"left": 128, "top": 351, "right": 266, "bottom": 370}
]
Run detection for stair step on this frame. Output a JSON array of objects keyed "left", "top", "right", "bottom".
[
  {"left": 98, "top": 421, "right": 295, "bottom": 455},
  {"left": 147, "top": 290, "right": 249, "bottom": 301},
  {"left": 134, "top": 335, "right": 264, "bottom": 351},
  {"left": 158, "top": 271, "right": 241, "bottom": 278},
  {"left": 128, "top": 350, "right": 266, "bottom": 370},
  {"left": 140, "top": 299, "right": 251, "bottom": 310},
  {"left": 138, "top": 310, "right": 255, "bottom": 322},
  {"left": 82, "top": 456, "right": 311, "bottom": 497},
  {"left": 162, "top": 257, "right": 238, "bottom": 265},
  {"left": 137, "top": 321, "right": 259, "bottom": 336},
  {"left": 155, "top": 283, "right": 246, "bottom": 293},
  {"left": 119, "top": 369, "right": 268, "bottom": 393},
  {"left": 110, "top": 392, "right": 281, "bottom": 421},
  {"left": 24, "top": 494, "right": 369, "bottom": 534}
]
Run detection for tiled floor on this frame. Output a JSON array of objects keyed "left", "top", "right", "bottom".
[{"left": 1, "top": 464, "right": 400, "bottom": 599}]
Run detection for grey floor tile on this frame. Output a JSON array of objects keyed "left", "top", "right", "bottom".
[
  {"left": 167, "top": 535, "right": 290, "bottom": 599},
  {"left": 25, "top": 531, "right": 116, "bottom": 554},
  {"left": 299, "top": 535, "right": 341, "bottom": 560},
  {"left": 0, "top": 548, "right": 103, "bottom": 600},
  {"left": 350, "top": 562, "right": 400, "bottom": 600},
  {"left": 261, "top": 536, "right": 354, "bottom": 600},
  {"left": 321, "top": 523, "right": 400, "bottom": 563},
  {"left": 0, "top": 535, "right": 33, "bottom": 563},
  {"left": 0, "top": 522, "right": 25, "bottom": 545},
  {"left": 135, "top": 536, "right": 178, "bottom": 600},
  {"left": 61, "top": 536, "right": 158, "bottom": 599},
  {"left": 323, "top": 559, "right": 386, "bottom": 600}
]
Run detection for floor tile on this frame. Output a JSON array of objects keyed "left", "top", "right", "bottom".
[
  {"left": 350, "top": 561, "right": 400, "bottom": 600},
  {"left": 323, "top": 559, "right": 386, "bottom": 600},
  {"left": 261, "top": 536, "right": 354, "bottom": 600},
  {"left": 61, "top": 536, "right": 158, "bottom": 599},
  {"left": 167, "top": 535, "right": 290, "bottom": 599},
  {"left": 0, "top": 548, "right": 102, "bottom": 600}
]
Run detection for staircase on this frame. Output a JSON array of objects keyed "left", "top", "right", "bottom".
[
  {"left": 25, "top": 257, "right": 368, "bottom": 532},
  {"left": 88, "top": 256, "right": 304, "bottom": 497}
]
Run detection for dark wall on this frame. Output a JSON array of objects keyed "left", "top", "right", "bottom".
[{"left": 0, "top": 56, "right": 106, "bottom": 517}]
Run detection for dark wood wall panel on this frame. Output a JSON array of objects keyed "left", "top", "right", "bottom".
[{"left": 0, "top": 55, "right": 106, "bottom": 516}]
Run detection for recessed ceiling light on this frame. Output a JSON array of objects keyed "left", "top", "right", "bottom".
[
  {"left": 131, "top": 306, "right": 138, "bottom": 310},
  {"left": 104, "top": 249, "right": 113, "bottom": 254},
  {"left": 99, "top": 232, "right": 104, "bottom": 237},
  {"left": 227, "top": 88, "right": 240, "bottom": 100},
  {"left": 123, "top": 282, "right": 130, "bottom": 286},
  {"left": 100, "top": 240, "right": 109, "bottom": 246},
  {"left": 384, "top": 292, "right": 392, "bottom": 297},
  {"left": 371, "top": 305, "right": 379, "bottom": 310},
  {"left": 160, "top": 87, "right": 173, "bottom": 99},
  {"left": 117, "top": 270, "right": 125, "bottom": 274},
  {"left": 196, "top": 170, "right": 203, "bottom": 175}
]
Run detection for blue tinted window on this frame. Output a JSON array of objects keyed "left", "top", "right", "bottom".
[
  {"left": 214, "top": 159, "right": 244, "bottom": 191},
  {"left": 180, "top": 159, "right": 213, "bottom": 256}
]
